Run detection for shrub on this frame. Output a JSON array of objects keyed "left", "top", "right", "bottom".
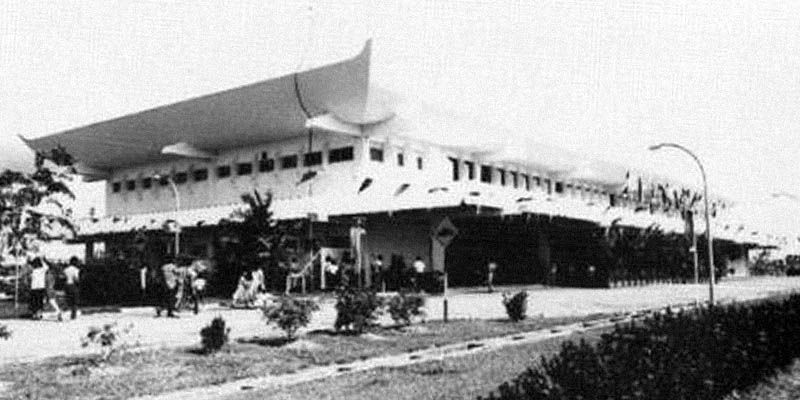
[
  {"left": 481, "top": 295, "right": 800, "bottom": 400},
  {"left": 262, "top": 296, "right": 319, "bottom": 340},
  {"left": 81, "top": 322, "right": 134, "bottom": 361},
  {"left": 0, "top": 324, "right": 10, "bottom": 340},
  {"left": 387, "top": 292, "right": 426, "bottom": 326},
  {"left": 199, "top": 316, "right": 230, "bottom": 353},
  {"left": 334, "top": 285, "right": 383, "bottom": 334},
  {"left": 502, "top": 291, "right": 528, "bottom": 322}
]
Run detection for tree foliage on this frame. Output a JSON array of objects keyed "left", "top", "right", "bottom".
[{"left": 0, "top": 146, "right": 75, "bottom": 261}]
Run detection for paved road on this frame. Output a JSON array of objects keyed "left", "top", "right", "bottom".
[{"left": 1, "top": 276, "right": 799, "bottom": 365}]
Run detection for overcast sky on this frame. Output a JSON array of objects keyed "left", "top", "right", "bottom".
[{"left": 1, "top": 0, "right": 799, "bottom": 234}]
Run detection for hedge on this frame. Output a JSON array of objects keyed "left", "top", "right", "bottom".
[{"left": 481, "top": 294, "right": 800, "bottom": 400}]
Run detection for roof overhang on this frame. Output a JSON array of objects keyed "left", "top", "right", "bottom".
[{"left": 22, "top": 40, "right": 375, "bottom": 173}]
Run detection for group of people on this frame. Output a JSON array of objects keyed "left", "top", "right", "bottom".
[
  {"left": 231, "top": 267, "right": 266, "bottom": 308},
  {"left": 145, "top": 256, "right": 207, "bottom": 318},
  {"left": 27, "top": 256, "right": 81, "bottom": 321}
]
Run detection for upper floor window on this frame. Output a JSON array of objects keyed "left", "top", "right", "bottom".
[
  {"left": 555, "top": 181, "right": 564, "bottom": 194},
  {"left": 193, "top": 168, "right": 208, "bottom": 182},
  {"left": 126, "top": 180, "right": 136, "bottom": 191},
  {"left": 544, "top": 178, "right": 552, "bottom": 194},
  {"left": 142, "top": 177, "right": 153, "bottom": 189},
  {"left": 397, "top": 152, "right": 404, "bottom": 166},
  {"left": 533, "top": 176, "right": 541, "bottom": 187},
  {"left": 522, "top": 174, "right": 530, "bottom": 190},
  {"left": 465, "top": 161, "right": 475, "bottom": 180},
  {"left": 498, "top": 168, "right": 506, "bottom": 186},
  {"left": 448, "top": 157, "right": 460, "bottom": 181},
  {"left": 174, "top": 172, "right": 188, "bottom": 184},
  {"left": 281, "top": 155, "right": 298, "bottom": 169},
  {"left": 237, "top": 162, "right": 253, "bottom": 176},
  {"left": 259, "top": 157, "right": 274, "bottom": 172},
  {"left": 329, "top": 146, "right": 354, "bottom": 163},
  {"left": 304, "top": 151, "right": 322, "bottom": 167},
  {"left": 112, "top": 182, "right": 121, "bottom": 193},
  {"left": 217, "top": 165, "right": 231, "bottom": 178},
  {"left": 511, "top": 171, "right": 519, "bottom": 188},
  {"left": 370, "top": 147, "right": 384, "bottom": 162},
  {"left": 480, "top": 165, "right": 492, "bottom": 183},
  {"left": 416, "top": 156, "right": 423, "bottom": 170},
  {"left": 158, "top": 175, "right": 169, "bottom": 186}
]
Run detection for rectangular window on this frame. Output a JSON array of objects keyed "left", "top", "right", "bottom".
[
  {"left": 126, "top": 180, "right": 136, "bottom": 191},
  {"left": 370, "top": 147, "right": 384, "bottom": 162},
  {"left": 304, "top": 151, "right": 322, "bottom": 167},
  {"left": 544, "top": 179, "right": 552, "bottom": 194},
  {"left": 511, "top": 171, "right": 519, "bottom": 188},
  {"left": 498, "top": 169, "right": 506, "bottom": 186},
  {"left": 397, "top": 152, "right": 404, "bottom": 166},
  {"left": 193, "top": 168, "right": 208, "bottom": 182},
  {"left": 533, "top": 176, "right": 541, "bottom": 187},
  {"left": 281, "top": 155, "right": 298, "bottom": 169},
  {"left": 237, "top": 162, "right": 253, "bottom": 176},
  {"left": 555, "top": 181, "right": 564, "bottom": 194},
  {"left": 448, "top": 157, "right": 460, "bottom": 181},
  {"left": 522, "top": 174, "right": 530, "bottom": 190},
  {"left": 416, "top": 156, "right": 423, "bottom": 170},
  {"left": 328, "top": 146, "right": 354, "bottom": 163},
  {"left": 465, "top": 161, "right": 475, "bottom": 180},
  {"left": 142, "top": 177, "right": 152, "bottom": 189},
  {"left": 259, "top": 158, "right": 274, "bottom": 172},
  {"left": 158, "top": 175, "right": 169, "bottom": 186},
  {"left": 217, "top": 165, "right": 231, "bottom": 178},
  {"left": 174, "top": 172, "right": 188, "bottom": 184},
  {"left": 480, "top": 165, "right": 492, "bottom": 183},
  {"left": 112, "top": 182, "right": 121, "bottom": 193}
]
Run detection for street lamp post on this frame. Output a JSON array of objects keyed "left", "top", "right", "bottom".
[
  {"left": 649, "top": 143, "right": 715, "bottom": 304},
  {"left": 155, "top": 174, "right": 180, "bottom": 256}
]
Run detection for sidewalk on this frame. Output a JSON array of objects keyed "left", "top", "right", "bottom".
[{"left": 1, "top": 276, "right": 799, "bottom": 365}]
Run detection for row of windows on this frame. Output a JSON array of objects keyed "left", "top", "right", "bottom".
[
  {"left": 112, "top": 146, "right": 355, "bottom": 193},
  {"left": 448, "top": 157, "right": 607, "bottom": 197},
  {"left": 369, "top": 147, "right": 424, "bottom": 170}
]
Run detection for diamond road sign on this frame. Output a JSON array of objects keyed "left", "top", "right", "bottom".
[{"left": 434, "top": 217, "right": 459, "bottom": 247}]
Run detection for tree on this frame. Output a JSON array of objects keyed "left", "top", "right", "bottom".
[
  {"left": 215, "top": 190, "right": 303, "bottom": 293},
  {"left": 1, "top": 146, "right": 75, "bottom": 261}
]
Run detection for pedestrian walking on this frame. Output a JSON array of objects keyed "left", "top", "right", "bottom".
[
  {"left": 487, "top": 260, "right": 498, "bottom": 293},
  {"left": 28, "top": 257, "right": 48, "bottom": 320},
  {"left": 161, "top": 257, "right": 179, "bottom": 318},
  {"left": 63, "top": 256, "right": 80, "bottom": 320}
]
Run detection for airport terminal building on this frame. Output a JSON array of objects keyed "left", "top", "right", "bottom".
[{"left": 23, "top": 41, "right": 774, "bottom": 289}]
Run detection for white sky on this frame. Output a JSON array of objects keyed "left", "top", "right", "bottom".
[{"left": 1, "top": 0, "right": 799, "bottom": 235}]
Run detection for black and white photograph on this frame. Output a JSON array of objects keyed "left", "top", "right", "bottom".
[{"left": 1, "top": 1, "right": 800, "bottom": 399}]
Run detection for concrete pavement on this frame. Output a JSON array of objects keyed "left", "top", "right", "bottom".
[{"left": 1, "top": 276, "right": 799, "bottom": 365}]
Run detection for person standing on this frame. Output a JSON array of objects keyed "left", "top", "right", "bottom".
[
  {"left": 412, "top": 256, "right": 426, "bottom": 292},
  {"left": 45, "top": 260, "right": 63, "bottom": 321},
  {"left": 487, "top": 260, "right": 498, "bottom": 293},
  {"left": 28, "top": 258, "right": 48, "bottom": 320},
  {"left": 63, "top": 257, "right": 81, "bottom": 320},
  {"left": 161, "top": 257, "right": 179, "bottom": 318}
]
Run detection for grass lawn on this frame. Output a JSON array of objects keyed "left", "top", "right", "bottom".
[
  {"left": 724, "top": 359, "right": 800, "bottom": 400},
  {"left": 225, "top": 326, "right": 612, "bottom": 400},
  {"left": 0, "top": 314, "right": 604, "bottom": 400}
]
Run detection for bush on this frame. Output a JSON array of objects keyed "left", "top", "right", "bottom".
[
  {"left": 199, "top": 316, "right": 230, "bottom": 353},
  {"left": 387, "top": 292, "right": 426, "bottom": 326},
  {"left": 502, "top": 291, "right": 528, "bottom": 322},
  {"left": 262, "top": 296, "right": 319, "bottom": 340},
  {"left": 81, "top": 322, "right": 134, "bottom": 361},
  {"left": 334, "top": 285, "right": 383, "bottom": 334},
  {"left": 482, "top": 295, "right": 800, "bottom": 400},
  {"left": 0, "top": 324, "right": 10, "bottom": 340}
]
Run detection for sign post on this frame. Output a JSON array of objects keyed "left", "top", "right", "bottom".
[{"left": 433, "top": 217, "right": 458, "bottom": 323}]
